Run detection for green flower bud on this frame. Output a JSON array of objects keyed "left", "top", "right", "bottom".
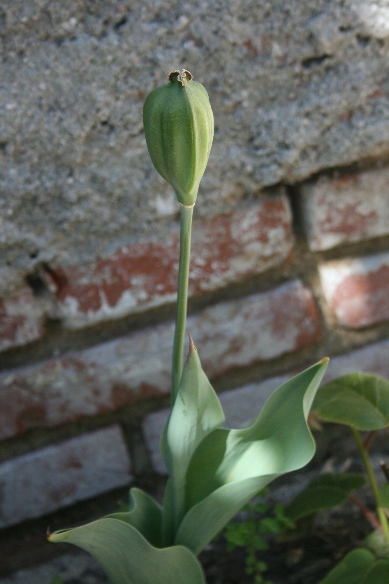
[{"left": 143, "top": 69, "right": 214, "bottom": 207}]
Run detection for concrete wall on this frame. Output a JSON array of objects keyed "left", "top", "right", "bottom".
[{"left": 2, "top": 0, "right": 389, "bottom": 575}]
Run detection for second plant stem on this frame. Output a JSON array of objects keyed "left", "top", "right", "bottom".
[
  {"left": 171, "top": 205, "right": 193, "bottom": 405},
  {"left": 352, "top": 427, "right": 389, "bottom": 548}
]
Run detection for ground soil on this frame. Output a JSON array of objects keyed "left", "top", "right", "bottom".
[{"left": 201, "top": 502, "right": 372, "bottom": 584}]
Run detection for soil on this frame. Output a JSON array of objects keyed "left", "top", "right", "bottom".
[{"left": 201, "top": 502, "right": 371, "bottom": 584}]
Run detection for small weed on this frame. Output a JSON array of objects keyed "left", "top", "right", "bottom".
[{"left": 223, "top": 489, "right": 294, "bottom": 584}]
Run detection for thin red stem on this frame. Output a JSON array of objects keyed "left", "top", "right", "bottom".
[{"left": 349, "top": 494, "right": 382, "bottom": 532}]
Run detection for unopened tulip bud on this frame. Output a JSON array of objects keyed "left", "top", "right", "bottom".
[{"left": 143, "top": 69, "right": 214, "bottom": 207}]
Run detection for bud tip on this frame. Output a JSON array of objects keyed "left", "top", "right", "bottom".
[
  {"left": 168, "top": 69, "right": 193, "bottom": 86},
  {"left": 188, "top": 333, "right": 197, "bottom": 354}
]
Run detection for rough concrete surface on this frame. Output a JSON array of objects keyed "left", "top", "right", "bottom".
[{"left": 1, "top": 1, "right": 389, "bottom": 295}]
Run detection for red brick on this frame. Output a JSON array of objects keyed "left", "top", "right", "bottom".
[
  {"left": 0, "top": 325, "right": 175, "bottom": 440},
  {"left": 189, "top": 280, "right": 319, "bottom": 377},
  {"left": 300, "top": 168, "right": 389, "bottom": 251},
  {"left": 319, "top": 252, "right": 389, "bottom": 328},
  {"left": 0, "top": 279, "right": 319, "bottom": 439},
  {"left": 47, "top": 194, "right": 293, "bottom": 328},
  {"left": 0, "top": 425, "right": 131, "bottom": 528},
  {"left": 0, "top": 285, "right": 45, "bottom": 352}
]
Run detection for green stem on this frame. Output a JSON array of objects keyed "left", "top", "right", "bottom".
[
  {"left": 171, "top": 205, "right": 193, "bottom": 405},
  {"left": 351, "top": 427, "right": 389, "bottom": 547}
]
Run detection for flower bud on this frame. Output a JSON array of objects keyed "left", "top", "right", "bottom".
[{"left": 143, "top": 69, "right": 214, "bottom": 206}]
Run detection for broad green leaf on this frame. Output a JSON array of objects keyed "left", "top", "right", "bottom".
[
  {"left": 319, "top": 548, "right": 389, "bottom": 584},
  {"left": 286, "top": 473, "right": 366, "bottom": 520},
  {"left": 313, "top": 373, "right": 389, "bottom": 430},
  {"left": 165, "top": 340, "right": 224, "bottom": 530},
  {"left": 51, "top": 577, "right": 64, "bottom": 584},
  {"left": 177, "top": 475, "right": 279, "bottom": 553},
  {"left": 49, "top": 517, "right": 206, "bottom": 584},
  {"left": 107, "top": 487, "right": 162, "bottom": 547},
  {"left": 175, "top": 358, "right": 329, "bottom": 553},
  {"left": 379, "top": 483, "right": 389, "bottom": 512}
]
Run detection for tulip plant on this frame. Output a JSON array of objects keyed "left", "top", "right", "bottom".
[{"left": 48, "top": 69, "right": 328, "bottom": 583}]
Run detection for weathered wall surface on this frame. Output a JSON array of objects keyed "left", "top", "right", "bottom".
[
  {"left": 2, "top": 0, "right": 389, "bottom": 578},
  {"left": 2, "top": 0, "right": 389, "bottom": 293}
]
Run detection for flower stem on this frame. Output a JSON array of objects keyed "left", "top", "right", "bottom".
[
  {"left": 351, "top": 427, "right": 389, "bottom": 547},
  {"left": 171, "top": 205, "right": 193, "bottom": 405}
]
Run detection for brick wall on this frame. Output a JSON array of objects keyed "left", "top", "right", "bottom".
[
  {"left": 2, "top": 1, "right": 389, "bottom": 576},
  {"left": 2, "top": 164, "right": 389, "bottom": 540}
]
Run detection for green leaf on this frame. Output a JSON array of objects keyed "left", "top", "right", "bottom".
[
  {"left": 286, "top": 473, "right": 366, "bottom": 520},
  {"left": 49, "top": 517, "right": 206, "bottom": 584},
  {"left": 175, "top": 358, "right": 329, "bottom": 554},
  {"left": 51, "top": 577, "right": 64, "bottom": 584},
  {"left": 164, "top": 340, "right": 225, "bottom": 531},
  {"left": 107, "top": 487, "right": 162, "bottom": 547},
  {"left": 312, "top": 373, "right": 389, "bottom": 430},
  {"left": 319, "top": 548, "right": 389, "bottom": 584},
  {"left": 379, "top": 483, "right": 389, "bottom": 512}
]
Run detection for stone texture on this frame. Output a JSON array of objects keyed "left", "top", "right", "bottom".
[
  {"left": 0, "top": 279, "right": 319, "bottom": 439},
  {"left": 144, "top": 338, "right": 389, "bottom": 474},
  {"left": 0, "top": 284, "right": 45, "bottom": 351},
  {"left": 300, "top": 168, "right": 389, "bottom": 251},
  {"left": 46, "top": 194, "right": 293, "bottom": 328},
  {"left": 2, "top": 1, "right": 389, "bottom": 295},
  {"left": 0, "top": 425, "right": 131, "bottom": 528},
  {"left": 319, "top": 252, "right": 389, "bottom": 328}
]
